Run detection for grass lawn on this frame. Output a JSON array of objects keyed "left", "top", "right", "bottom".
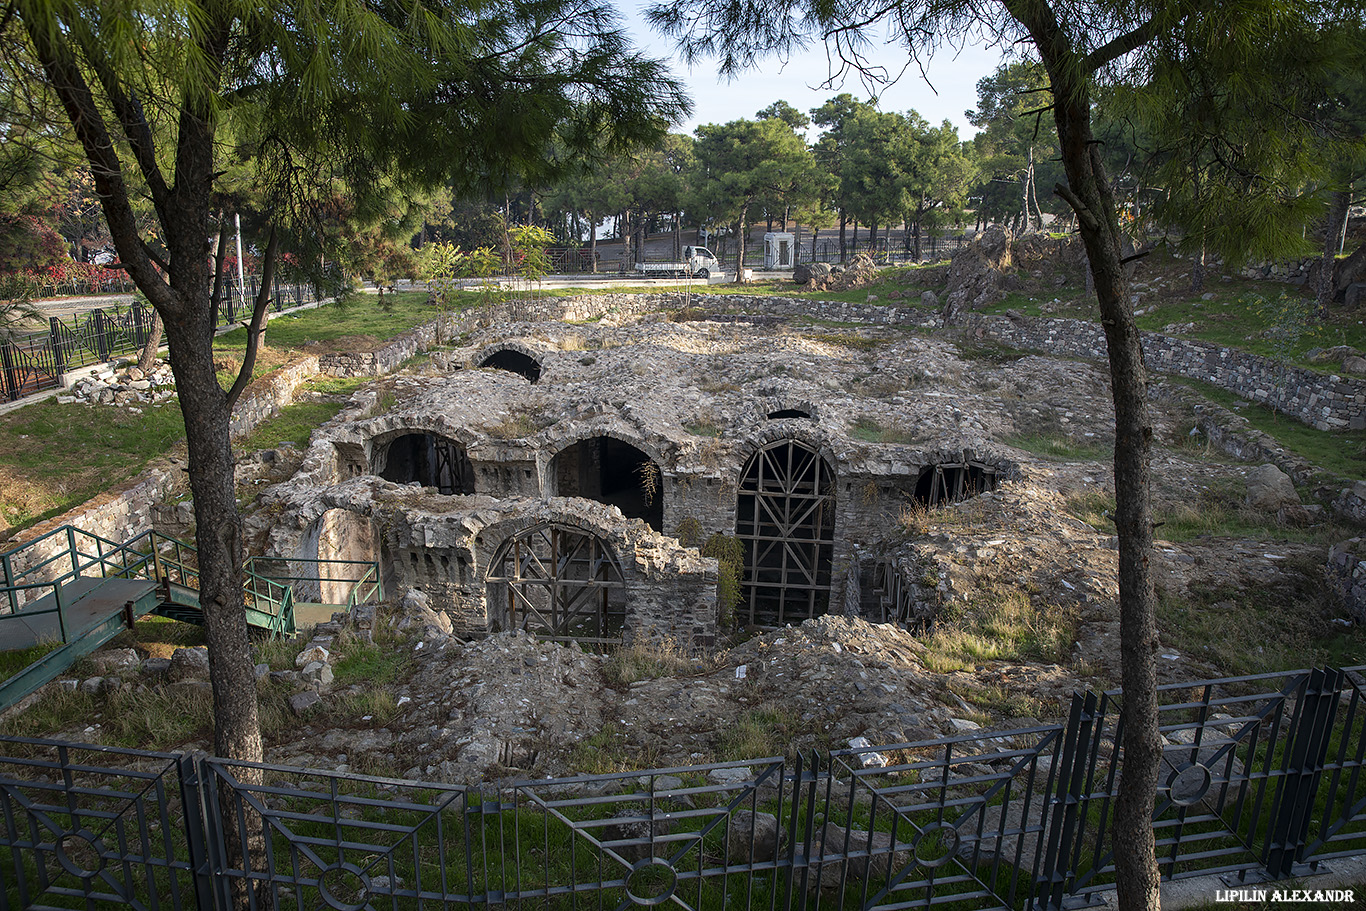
[{"left": 0, "top": 399, "right": 186, "bottom": 536}]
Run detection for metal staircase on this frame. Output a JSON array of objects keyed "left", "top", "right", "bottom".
[{"left": 0, "top": 525, "right": 309, "bottom": 712}]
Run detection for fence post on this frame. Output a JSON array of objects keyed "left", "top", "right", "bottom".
[
  {"left": 0, "top": 343, "right": 17, "bottom": 402},
  {"left": 178, "top": 753, "right": 221, "bottom": 911},
  {"left": 93, "top": 309, "right": 110, "bottom": 361},
  {"left": 1262, "top": 667, "right": 1342, "bottom": 879},
  {"left": 1, "top": 553, "right": 16, "bottom": 615},
  {"left": 1033, "top": 690, "right": 1099, "bottom": 910},
  {"left": 48, "top": 316, "right": 66, "bottom": 376}
]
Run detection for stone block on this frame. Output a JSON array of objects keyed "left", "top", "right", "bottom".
[
  {"left": 728, "top": 810, "right": 781, "bottom": 862},
  {"left": 289, "top": 691, "right": 322, "bottom": 715}
]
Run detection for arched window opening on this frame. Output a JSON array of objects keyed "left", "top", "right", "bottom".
[
  {"left": 552, "top": 437, "right": 664, "bottom": 531},
  {"left": 912, "top": 462, "right": 997, "bottom": 508},
  {"left": 767, "top": 408, "right": 814, "bottom": 420},
  {"left": 479, "top": 349, "right": 542, "bottom": 383},
  {"left": 485, "top": 524, "right": 626, "bottom": 644},
  {"left": 734, "top": 439, "right": 836, "bottom": 627},
  {"left": 378, "top": 433, "right": 476, "bottom": 495}
]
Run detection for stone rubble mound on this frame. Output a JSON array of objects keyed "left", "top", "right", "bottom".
[
  {"left": 57, "top": 358, "right": 176, "bottom": 409},
  {"left": 797, "top": 254, "right": 881, "bottom": 292}
]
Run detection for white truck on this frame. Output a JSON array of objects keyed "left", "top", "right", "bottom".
[{"left": 631, "top": 246, "right": 720, "bottom": 279}]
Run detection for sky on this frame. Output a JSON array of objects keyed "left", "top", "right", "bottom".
[{"left": 620, "top": 3, "right": 1010, "bottom": 139}]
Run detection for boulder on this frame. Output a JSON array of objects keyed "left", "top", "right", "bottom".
[
  {"left": 1245, "top": 464, "right": 1301, "bottom": 511},
  {"left": 1328, "top": 538, "right": 1366, "bottom": 625},
  {"left": 602, "top": 809, "right": 673, "bottom": 861},
  {"left": 793, "top": 263, "right": 812, "bottom": 285},
  {"left": 920, "top": 290, "right": 939, "bottom": 308},
  {"left": 295, "top": 644, "right": 331, "bottom": 668},
  {"left": 1343, "top": 355, "right": 1366, "bottom": 377},
  {"left": 806, "top": 825, "right": 913, "bottom": 888},
  {"left": 289, "top": 691, "right": 322, "bottom": 715},
  {"left": 168, "top": 646, "right": 210, "bottom": 682},
  {"left": 91, "top": 648, "right": 141, "bottom": 673},
  {"left": 727, "top": 810, "right": 782, "bottom": 862},
  {"left": 941, "top": 224, "right": 1013, "bottom": 323},
  {"left": 397, "top": 587, "right": 454, "bottom": 640}
]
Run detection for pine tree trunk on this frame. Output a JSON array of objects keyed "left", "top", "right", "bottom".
[
  {"left": 1017, "top": 7, "right": 1162, "bottom": 908},
  {"left": 589, "top": 213, "right": 599, "bottom": 273},
  {"left": 839, "top": 211, "right": 847, "bottom": 262},
  {"left": 136, "top": 308, "right": 162, "bottom": 374},
  {"left": 1317, "top": 187, "right": 1351, "bottom": 316}
]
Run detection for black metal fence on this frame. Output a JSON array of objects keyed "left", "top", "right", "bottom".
[
  {"left": 0, "top": 665, "right": 1363, "bottom": 910},
  {"left": 0, "top": 277, "right": 320, "bottom": 403}
]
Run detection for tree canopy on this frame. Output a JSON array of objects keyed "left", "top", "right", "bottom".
[{"left": 4, "top": 0, "right": 690, "bottom": 773}]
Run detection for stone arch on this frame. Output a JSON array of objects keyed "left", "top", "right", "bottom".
[
  {"left": 543, "top": 426, "right": 670, "bottom": 532},
  {"left": 368, "top": 425, "right": 476, "bottom": 495},
  {"left": 476, "top": 341, "right": 543, "bottom": 383},
  {"left": 742, "top": 395, "right": 822, "bottom": 424},
  {"left": 911, "top": 452, "right": 1005, "bottom": 507},
  {"left": 484, "top": 522, "right": 627, "bottom": 644},
  {"left": 734, "top": 437, "right": 837, "bottom": 627},
  {"left": 729, "top": 425, "right": 840, "bottom": 490}
]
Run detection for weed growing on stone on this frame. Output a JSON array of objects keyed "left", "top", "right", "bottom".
[
  {"left": 568, "top": 722, "right": 662, "bottom": 774},
  {"left": 922, "top": 588, "right": 1077, "bottom": 676},
  {"left": 603, "top": 637, "right": 692, "bottom": 686},
  {"left": 1002, "top": 432, "right": 1112, "bottom": 461},
  {"left": 948, "top": 681, "right": 1047, "bottom": 721},
  {"left": 715, "top": 703, "right": 798, "bottom": 761},
  {"left": 702, "top": 533, "right": 744, "bottom": 628},
  {"left": 850, "top": 417, "right": 917, "bottom": 444}
]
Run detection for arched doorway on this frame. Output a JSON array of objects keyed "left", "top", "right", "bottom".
[
  {"left": 485, "top": 524, "right": 626, "bottom": 644},
  {"left": 551, "top": 437, "right": 664, "bottom": 531},
  {"left": 734, "top": 439, "right": 836, "bottom": 627},
  {"left": 478, "top": 349, "right": 542, "bottom": 383},
  {"left": 378, "top": 433, "right": 475, "bottom": 495},
  {"left": 912, "top": 460, "right": 997, "bottom": 507}
]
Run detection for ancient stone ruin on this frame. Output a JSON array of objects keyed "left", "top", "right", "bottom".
[{"left": 252, "top": 316, "right": 1030, "bottom": 652}]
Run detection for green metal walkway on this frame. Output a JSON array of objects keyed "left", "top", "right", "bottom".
[{"left": 0, "top": 525, "right": 383, "bottom": 712}]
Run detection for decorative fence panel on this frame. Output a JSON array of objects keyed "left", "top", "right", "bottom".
[
  {"left": 0, "top": 666, "right": 1364, "bottom": 910},
  {"left": 2, "top": 278, "right": 321, "bottom": 404}
]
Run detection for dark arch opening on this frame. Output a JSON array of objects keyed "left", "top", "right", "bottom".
[
  {"left": 485, "top": 524, "right": 626, "bottom": 644},
  {"left": 378, "top": 433, "right": 476, "bottom": 495},
  {"left": 767, "top": 408, "right": 814, "bottom": 420},
  {"left": 551, "top": 437, "right": 664, "bottom": 531},
  {"left": 912, "top": 462, "right": 997, "bottom": 508},
  {"left": 734, "top": 438, "right": 836, "bottom": 627},
  {"left": 479, "top": 349, "right": 542, "bottom": 383}
]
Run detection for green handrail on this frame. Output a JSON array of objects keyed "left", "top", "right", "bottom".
[{"left": 0, "top": 526, "right": 357, "bottom": 644}]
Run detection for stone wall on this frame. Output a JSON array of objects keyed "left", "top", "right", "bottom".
[
  {"left": 982, "top": 315, "right": 1366, "bottom": 431},
  {"left": 228, "top": 356, "right": 321, "bottom": 440}
]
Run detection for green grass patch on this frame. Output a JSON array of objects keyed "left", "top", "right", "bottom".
[
  {"left": 923, "top": 588, "right": 1077, "bottom": 676},
  {"left": 332, "top": 636, "right": 415, "bottom": 688},
  {"left": 0, "top": 399, "right": 186, "bottom": 534},
  {"left": 850, "top": 417, "right": 917, "bottom": 445},
  {"left": 1158, "top": 561, "right": 1363, "bottom": 679},
  {"left": 1003, "top": 432, "right": 1113, "bottom": 461},
  {"left": 1180, "top": 380, "right": 1366, "bottom": 480},
  {"left": 715, "top": 703, "right": 800, "bottom": 761},
  {"left": 234, "top": 401, "right": 344, "bottom": 452},
  {"left": 0, "top": 641, "right": 61, "bottom": 680},
  {"left": 215, "top": 291, "right": 440, "bottom": 349},
  {"left": 808, "top": 332, "right": 893, "bottom": 351},
  {"left": 0, "top": 680, "right": 213, "bottom": 750},
  {"left": 306, "top": 375, "right": 370, "bottom": 397}
]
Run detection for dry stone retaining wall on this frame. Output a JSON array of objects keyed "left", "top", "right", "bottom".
[{"left": 982, "top": 315, "right": 1366, "bottom": 431}]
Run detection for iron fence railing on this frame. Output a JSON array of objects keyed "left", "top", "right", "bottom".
[
  {"left": 0, "top": 665, "right": 1362, "bottom": 910},
  {"left": 1, "top": 277, "right": 321, "bottom": 404}
]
